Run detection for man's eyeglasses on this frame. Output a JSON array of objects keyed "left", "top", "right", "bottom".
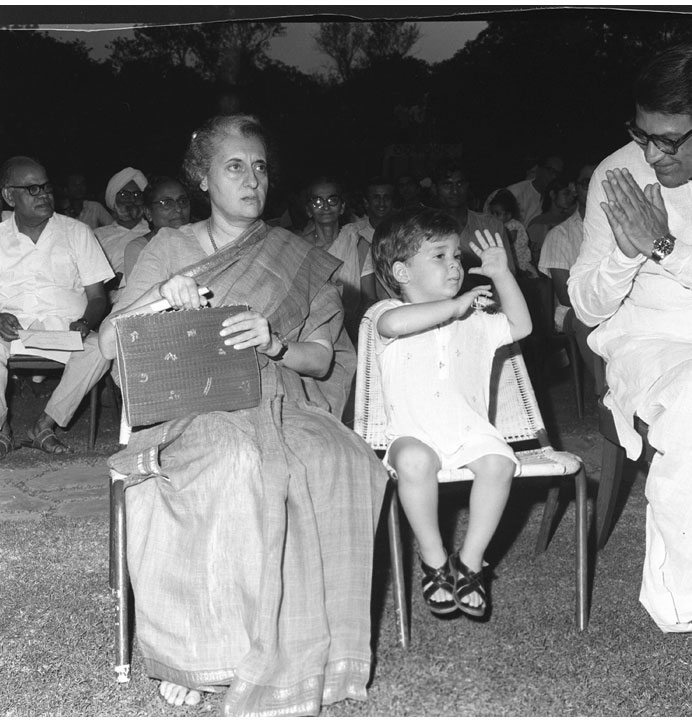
[
  {"left": 153, "top": 196, "right": 190, "bottom": 210},
  {"left": 309, "top": 195, "right": 341, "bottom": 210},
  {"left": 116, "top": 189, "right": 143, "bottom": 203},
  {"left": 625, "top": 120, "right": 692, "bottom": 155},
  {"left": 6, "top": 181, "right": 53, "bottom": 196}
]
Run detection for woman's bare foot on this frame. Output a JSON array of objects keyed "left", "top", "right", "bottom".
[{"left": 159, "top": 681, "right": 201, "bottom": 706}]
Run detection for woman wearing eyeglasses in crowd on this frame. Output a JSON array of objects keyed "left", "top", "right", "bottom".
[
  {"left": 302, "top": 176, "right": 376, "bottom": 344},
  {"left": 122, "top": 176, "right": 191, "bottom": 285}
]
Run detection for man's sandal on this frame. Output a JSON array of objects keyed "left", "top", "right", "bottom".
[
  {"left": 22, "top": 428, "right": 71, "bottom": 455},
  {"left": 420, "top": 557, "right": 458, "bottom": 616},
  {"left": 0, "top": 431, "right": 17, "bottom": 460},
  {"left": 450, "top": 554, "right": 488, "bottom": 618}
]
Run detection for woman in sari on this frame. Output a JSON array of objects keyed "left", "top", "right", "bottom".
[
  {"left": 98, "top": 115, "right": 388, "bottom": 716},
  {"left": 121, "top": 175, "right": 191, "bottom": 284}
]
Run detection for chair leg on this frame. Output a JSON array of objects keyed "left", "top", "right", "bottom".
[
  {"left": 535, "top": 482, "right": 561, "bottom": 555},
  {"left": 88, "top": 383, "right": 98, "bottom": 450},
  {"left": 110, "top": 474, "right": 131, "bottom": 682},
  {"left": 596, "top": 437, "right": 625, "bottom": 549},
  {"left": 574, "top": 466, "right": 589, "bottom": 631},
  {"left": 105, "top": 372, "right": 122, "bottom": 427},
  {"left": 566, "top": 335, "right": 584, "bottom": 419},
  {"left": 387, "top": 486, "right": 409, "bottom": 650}
]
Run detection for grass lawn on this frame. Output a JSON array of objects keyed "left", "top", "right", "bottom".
[{"left": 3, "top": 373, "right": 692, "bottom": 716}]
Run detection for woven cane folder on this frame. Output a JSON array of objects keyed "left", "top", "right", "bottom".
[{"left": 113, "top": 305, "right": 260, "bottom": 427}]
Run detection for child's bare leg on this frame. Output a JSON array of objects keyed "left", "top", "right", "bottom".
[
  {"left": 389, "top": 436, "right": 449, "bottom": 604},
  {"left": 455, "top": 454, "right": 514, "bottom": 608}
]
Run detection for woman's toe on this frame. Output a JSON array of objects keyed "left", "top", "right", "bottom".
[
  {"left": 185, "top": 690, "right": 201, "bottom": 706},
  {"left": 159, "top": 681, "right": 195, "bottom": 706}
]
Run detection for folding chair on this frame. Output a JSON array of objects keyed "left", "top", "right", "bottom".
[
  {"left": 8, "top": 354, "right": 119, "bottom": 450},
  {"left": 354, "top": 309, "right": 589, "bottom": 649}
]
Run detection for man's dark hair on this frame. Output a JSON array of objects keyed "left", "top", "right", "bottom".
[
  {"left": 635, "top": 41, "right": 692, "bottom": 116},
  {"left": 488, "top": 188, "right": 520, "bottom": 221},
  {"left": 364, "top": 175, "right": 393, "bottom": 196},
  {"left": 431, "top": 160, "right": 469, "bottom": 185}
]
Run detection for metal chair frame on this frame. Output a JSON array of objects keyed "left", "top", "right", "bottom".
[
  {"left": 110, "top": 419, "right": 132, "bottom": 683},
  {"left": 8, "top": 354, "right": 118, "bottom": 450},
  {"left": 354, "top": 308, "right": 589, "bottom": 648}
]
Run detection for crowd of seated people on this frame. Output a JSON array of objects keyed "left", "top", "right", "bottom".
[
  {"left": 0, "top": 141, "right": 595, "bottom": 453},
  {"left": 0, "top": 130, "right": 596, "bottom": 715}
]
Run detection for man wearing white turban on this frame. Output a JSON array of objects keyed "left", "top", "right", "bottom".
[{"left": 95, "top": 167, "right": 149, "bottom": 285}]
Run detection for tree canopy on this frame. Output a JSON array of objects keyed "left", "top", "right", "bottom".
[
  {"left": 1, "top": 10, "right": 692, "bottom": 203},
  {"left": 314, "top": 21, "right": 421, "bottom": 81}
]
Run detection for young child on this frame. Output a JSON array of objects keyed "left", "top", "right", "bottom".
[
  {"left": 488, "top": 188, "right": 538, "bottom": 278},
  {"left": 370, "top": 208, "right": 532, "bottom": 619}
]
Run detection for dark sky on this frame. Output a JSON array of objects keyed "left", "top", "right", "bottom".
[
  {"left": 17, "top": 5, "right": 509, "bottom": 73},
  {"left": 37, "top": 19, "right": 488, "bottom": 72}
]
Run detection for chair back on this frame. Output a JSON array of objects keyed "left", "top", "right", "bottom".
[{"left": 354, "top": 307, "right": 549, "bottom": 453}]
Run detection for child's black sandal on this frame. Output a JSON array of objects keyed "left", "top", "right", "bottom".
[
  {"left": 450, "top": 554, "right": 488, "bottom": 618},
  {"left": 420, "top": 557, "right": 458, "bottom": 616}
]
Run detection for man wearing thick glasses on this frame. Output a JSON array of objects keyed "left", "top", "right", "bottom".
[
  {"left": 0, "top": 156, "right": 113, "bottom": 457},
  {"left": 569, "top": 42, "right": 692, "bottom": 633}
]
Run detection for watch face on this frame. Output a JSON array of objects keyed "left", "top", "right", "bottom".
[{"left": 652, "top": 234, "right": 675, "bottom": 262}]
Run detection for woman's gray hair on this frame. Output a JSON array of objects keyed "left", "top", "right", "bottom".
[{"left": 183, "top": 114, "right": 272, "bottom": 188}]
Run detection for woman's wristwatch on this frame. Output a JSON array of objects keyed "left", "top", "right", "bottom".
[{"left": 265, "top": 331, "right": 289, "bottom": 360}]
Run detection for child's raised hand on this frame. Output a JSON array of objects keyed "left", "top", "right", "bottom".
[
  {"left": 469, "top": 229, "right": 510, "bottom": 280},
  {"left": 455, "top": 285, "right": 492, "bottom": 317}
]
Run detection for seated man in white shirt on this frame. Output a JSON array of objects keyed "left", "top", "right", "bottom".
[
  {"left": 63, "top": 171, "right": 113, "bottom": 230},
  {"left": 0, "top": 156, "right": 114, "bottom": 457},
  {"left": 95, "top": 167, "right": 149, "bottom": 287},
  {"left": 484, "top": 153, "right": 564, "bottom": 227},
  {"left": 569, "top": 41, "right": 692, "bottom": 633},
  {"left": 335, "top": 176, "right": 394, "bottom": 314},
  {"left": 538, "top": 161, "right": 604, "bottom": 395}
]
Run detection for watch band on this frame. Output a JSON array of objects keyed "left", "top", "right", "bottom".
[
  {"left": 651, "top": 233, "right": 676, "bottom": 264},
  {"left": 266, "top": 331, "right": 289, "bottom": 361}
]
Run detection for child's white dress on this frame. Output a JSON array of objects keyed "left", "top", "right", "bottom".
[{"left": 371, "top": 299, "right": 519, "bottom": 472}]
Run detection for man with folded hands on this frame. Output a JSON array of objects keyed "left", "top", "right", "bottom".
[{"left": 0, "top": 155, "right": 113, "bottom": 457}]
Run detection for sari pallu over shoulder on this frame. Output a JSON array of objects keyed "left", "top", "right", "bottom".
[{"left": 172, "top": 220, "right": 354, "bottom": 417}]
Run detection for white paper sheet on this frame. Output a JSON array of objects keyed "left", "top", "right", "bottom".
[{"left": 16, "top": 329, "right": 83, "bottom": 351}]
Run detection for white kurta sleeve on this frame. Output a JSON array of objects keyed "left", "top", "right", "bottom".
[{"left": 568, "top": 167, "right": 647, "bottom": 327}]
